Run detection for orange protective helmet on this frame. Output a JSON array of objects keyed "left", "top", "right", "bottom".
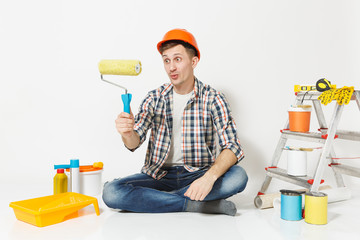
[{"left": 157, "top": 29, "right": 200, "bottom": 60}]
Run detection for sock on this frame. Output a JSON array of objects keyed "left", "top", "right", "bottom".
[{"left": 185, "top": 199, "right": 237, "bottom": 216}]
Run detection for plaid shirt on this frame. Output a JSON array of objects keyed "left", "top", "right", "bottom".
[{"left": 132, "top": 78, "right": 244, "bottom": 180}]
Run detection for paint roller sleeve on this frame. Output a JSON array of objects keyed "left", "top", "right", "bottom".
[{"left": 98, "top": 60, "right": 142, "bottom": 76}]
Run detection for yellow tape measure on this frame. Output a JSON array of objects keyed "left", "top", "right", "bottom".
[{"left": 316, "top": 78, "right": 332, "bottom": 92}]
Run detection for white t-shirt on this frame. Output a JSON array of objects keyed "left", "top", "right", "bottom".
[{"left": 164, "top": 90, "right": 193, "bottom": 167}]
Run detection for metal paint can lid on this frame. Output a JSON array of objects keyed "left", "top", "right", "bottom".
[
  {"left": 280, "top": 189, "right": 306, "bottom": 196},
  {"left": 306, "top": 191, "right": 327, "bottom": 197},
  {"left": 288, "top": 105, "right": 312, "bottom": 112}
]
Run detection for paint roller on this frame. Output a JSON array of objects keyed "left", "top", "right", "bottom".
[{"left": 98, "top": 60, "right": 142, "bottom": 114}]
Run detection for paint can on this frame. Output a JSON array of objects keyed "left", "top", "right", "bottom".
[
  {"left": 66, "top": 165, "right": 103, "bottom": 196},
  {"left": 305, "top": 192, "right": 328, "bottom": 225},
  {"left": 280, "top": 190, "right": 304, "bottom": 221},
  {"left": 288, "top": 105, "right": 312, "bottom": 132},
  {"left": 287, "top": 149, "right": 307, "bottom": 176}
]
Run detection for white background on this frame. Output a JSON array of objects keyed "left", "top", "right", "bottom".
[{"left": 1, "top": 0, "right": 360, "bottom": 197}]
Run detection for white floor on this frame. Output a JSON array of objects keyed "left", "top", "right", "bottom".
[{"left": 1, "top": 182, "right": 360, "bottom": 240}]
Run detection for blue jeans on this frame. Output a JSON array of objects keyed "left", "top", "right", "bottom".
[{"left": 102, "top": 165, "right": 248, "bottom": 213}]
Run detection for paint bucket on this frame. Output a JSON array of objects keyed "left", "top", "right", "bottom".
[
  {"left": 280, "top": 190, "right": 304, "bottom": 221},
  {"left": 287, "top": 150, "right": 307, "bottom": 176},
  {"left": 305, "top": 192, "right": 328, "bottom": 225},
  {"left": 288, "top": 105, "right": 312, "bottom": 132},
  {"left": 66, "top": 165, "right": 103, "bottom": 196}
]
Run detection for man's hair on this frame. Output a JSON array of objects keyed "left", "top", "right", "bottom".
[{"left": 159, "top": 40, "right": 198, "bottom": 59}]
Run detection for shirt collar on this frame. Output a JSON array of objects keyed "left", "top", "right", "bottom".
[
  {"left": 193, "top": 77, "right": 200, "bottom": 98},
  {"left": 160, "top": 77, "right": 201, "bottom": 99}
]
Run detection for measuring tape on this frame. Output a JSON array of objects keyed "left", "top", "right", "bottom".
[{"left": 316, "top": 78, "right": 332, "bottom": 92}]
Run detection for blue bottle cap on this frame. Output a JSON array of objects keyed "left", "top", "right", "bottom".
[{"left": 70, "top": 159, "right": 79, "bottom": 168}]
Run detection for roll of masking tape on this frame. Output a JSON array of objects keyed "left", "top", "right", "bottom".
[{"left": 305, "top": 192, "right": 328, "bottom": 225}]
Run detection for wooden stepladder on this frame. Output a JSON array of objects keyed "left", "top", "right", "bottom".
[{"left": 254, "top": 90, "right": 360, "bottom": 208}]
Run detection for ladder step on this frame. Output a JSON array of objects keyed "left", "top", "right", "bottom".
[
  {"left": 295, "top": 91, "right": 321, "bottom": 100},
  {"left": 266, "top": 167, "right": 311, "bottom": 188},
  {"left": 319, "top": 129, "right": 360, "bottom": 141},
  {"left": 330, "top": 164, "right": 360, "bottom": 178},
  {"left": 280, "top": 130, "right": 326, "bottom": 143}
]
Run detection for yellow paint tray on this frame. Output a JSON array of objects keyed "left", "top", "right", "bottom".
[{"left": 9, "top": 192, "right": 100, "bottom": 227}]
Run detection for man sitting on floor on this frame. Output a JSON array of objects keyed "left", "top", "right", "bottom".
[{"left": 102, "top": 29, "right": 248, "bottom": 216}]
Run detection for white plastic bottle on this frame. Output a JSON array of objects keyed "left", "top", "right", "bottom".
[{"left": 70, "top": 159, "right": 80, "bottom": 193}]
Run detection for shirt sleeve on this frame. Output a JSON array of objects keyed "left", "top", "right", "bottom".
[
  {"left": 211, "top": 92, "right": 245, "bottom": 162},
  {"left": 127, "top": 92, "right": 155, "bottom": 151}
]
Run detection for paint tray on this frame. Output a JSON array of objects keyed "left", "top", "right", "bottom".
[{"left": 9, "top": 192, "right": 100, "bottom": 227}]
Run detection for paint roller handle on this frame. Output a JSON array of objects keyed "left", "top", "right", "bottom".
[{"left": 122, "top": 93, "right": 132, "bottom": 114}]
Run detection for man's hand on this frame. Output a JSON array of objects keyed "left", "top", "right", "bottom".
[
  {"left": 184, "top": 149, "right": 238, "bottom": 201},
  {"left": 115, "top": 111, "right": 140, "bottom": 150},
  {"left": 115, "top": 111, "right": 135, "bottom": 138},
  {"left": 184, "top": 174, "right": 217, "bottom": 201}
]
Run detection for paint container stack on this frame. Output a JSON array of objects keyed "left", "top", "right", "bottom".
[{"left": 279, "top": 189, "right": 328, "bottom": 225}]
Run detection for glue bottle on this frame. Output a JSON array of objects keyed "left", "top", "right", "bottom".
[
  {"left": 53, "top": 169, "right": 68, "bottom": 194},
  {"left": 54, "top": 158, "right": 80, "bottom": 193}
]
